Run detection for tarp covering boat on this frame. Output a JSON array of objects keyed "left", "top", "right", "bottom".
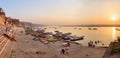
[{"left": 33, "top": 37, "right": 40, "bottom": 41}]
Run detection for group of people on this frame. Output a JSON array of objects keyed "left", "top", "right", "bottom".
[
  {"left": 61, "top": 42, "right": 70, "bottom": 55},
  {"left": 88, "top": 41, "right": 95, "bottom": 47},
  {"left": 6, "top": 26, "right": 16, "bottom": 34},
  {"left": 88, "top": 40, "right": 103, "bottom": 47}
]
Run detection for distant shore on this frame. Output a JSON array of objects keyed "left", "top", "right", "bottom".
[{"left": 60, "top": 25, "right": 120, "bottom": 27}]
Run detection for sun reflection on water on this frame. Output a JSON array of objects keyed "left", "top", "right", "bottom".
[{"left": 112, "top": 27, "right": 116, "bottom": 41}]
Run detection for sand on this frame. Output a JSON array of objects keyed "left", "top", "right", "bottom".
[{"left": 11, "top": 32, "right": 106, "bottom": 58}]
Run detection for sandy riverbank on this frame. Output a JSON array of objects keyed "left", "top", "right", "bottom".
[{"left": 11, "top": 32, "right": 106, "bottom": 58}]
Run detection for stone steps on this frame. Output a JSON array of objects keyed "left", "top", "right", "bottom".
[{"left": 0, "top": 33, "right": 13, "bottom": 58}]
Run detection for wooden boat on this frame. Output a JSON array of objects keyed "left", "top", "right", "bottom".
[
  {"left": 93, "top": 28, "right": 97, "bottom": 30},
  {"left": 44, "top": 32, "right": 53, "bottom": 35},
  {"left": 116, "top": 28, "right": 120, "bottom": 31},
  {"left": 53, "top": 31, "right": 84, "bottom": 41},
  {"left": 88, "top": 28, "right": 98, "bottom": 30},
  {"left": 79, "top": 28, "right": 81, "bottom": 30},
  {"left": 88, "top": 28, "right": 92, "bottom": 30},
  {"left": 62, "top": 35, "right": 84, "bottom": 41},
  {"left": 69, "top": 36, "right": 84, "bottom": 41},
  {"left": 53, "top": 31, "right": 63, "bottom": 37}
]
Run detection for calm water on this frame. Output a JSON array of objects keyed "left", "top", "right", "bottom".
[{"left": 44, "top": 26, "right": 120, "bottom": 46}]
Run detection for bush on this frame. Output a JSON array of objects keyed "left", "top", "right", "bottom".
[
  {"left": 117, "top": 38, "right": 120, "bottom": 42},
  {"left": 110, "top": 45, "right": 120, "bottom": 55},
  {"left": 25, "top": 30, "right": 34, "bottom": 35},
  {"left": 109, "top": 39, "right": 120, "bottom": 55}
]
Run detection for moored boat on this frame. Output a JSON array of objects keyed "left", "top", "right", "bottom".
[
  {"left": 115, "top": 28, "right": 120, "bottom": 31},
  {"left": 93, "top": 28, "right": 97, "bottom": 30},
  {"left": 69, "top": 36, "right": 84, "bottom": 41},
  {"left": 53, "top": 31, "right": 84, "bottom": 41}
]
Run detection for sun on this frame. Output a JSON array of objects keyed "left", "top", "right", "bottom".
[{"left": 112, "top": 15, "right": 117, "bottom": 20}]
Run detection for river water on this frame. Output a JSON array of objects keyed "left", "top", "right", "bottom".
[{"left": 44, "top": 26, "right": 120, "bottom": 46}]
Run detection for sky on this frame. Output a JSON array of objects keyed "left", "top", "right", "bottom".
[{"left": 0, "top": 0, "right": 120, "bottom": 25}]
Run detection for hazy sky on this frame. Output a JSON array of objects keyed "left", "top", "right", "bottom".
[{"left": 0, "top": 0, "right": 120, "bottom": 25}]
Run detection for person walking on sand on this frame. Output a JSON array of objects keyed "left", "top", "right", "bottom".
[
  {"left": 67, "top": 42, "right": 70, "bottom": 47},
  {"left": 61, "top": 49, "right": 65, "bottom": 54},
  {"left": 65, "top": 47, "right": 69, "bottom": 54}
]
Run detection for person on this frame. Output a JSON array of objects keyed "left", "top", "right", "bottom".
[
  {"left": 61, "top": 49, "right": 65, "bottom": 54},
  {"left": 6, "top": 27, "right": 8, "bottom": 32},
  {"left": 67, "top": 42, "right": 70, "bottom": 47},
  {"left": 88, "top": 41, "right": 96, "bottom": 47},
  {"left": 65, "top": 47, "right": 69, "bottom": 54},
  {"left": 95, "top": 41, "right": 97, "bottom": 45},
  {"left": 102, "top": 43, "right": 104, "bottom": 46}
]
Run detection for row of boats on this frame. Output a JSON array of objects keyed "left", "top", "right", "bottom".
[
  {"left": 74, "top": 28, "right": 98, "bottom": 30},
  {"left": 88, "top": 28, "right": 98, "bottom": 30},
  {"left": 37, "top": 27, "right": 98, "bottom": 30},
  {"left": 53, "top": 31, "right": 84, "bottom": 41},
  {"left": 35, "top": 29, "right": 84, "bottom": 41},
  {"left": 37, "top": 27, "right": 120, "bottom": 31}
]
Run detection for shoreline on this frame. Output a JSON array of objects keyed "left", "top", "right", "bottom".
[{"left": 11, "top": 31, "right": 106, "bottom": 58}]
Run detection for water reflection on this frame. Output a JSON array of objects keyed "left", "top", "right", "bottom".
[
  {"left": 112, "top": 27, "right": 116, "bottom": 41},
  {"left": 45, "top": 27, "right": 119, "bottom": 46}
]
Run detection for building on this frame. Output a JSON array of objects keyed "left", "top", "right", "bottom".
[
  {"left": 7, "top": 17, "right": 22, "bottom": 27},
  {"left": 21, "top": 22, "right": 33, "bottom": 30},
  {"left": 0, "top": 8, "right": 6, "bottom": 25}
]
